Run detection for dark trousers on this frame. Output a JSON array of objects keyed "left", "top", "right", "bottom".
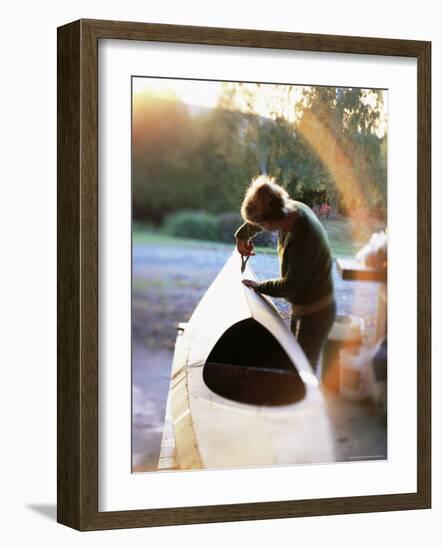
[{"left": 290, "top": 300, "right": 337, "bottom": 373}]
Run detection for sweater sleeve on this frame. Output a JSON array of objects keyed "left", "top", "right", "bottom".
[
  {"left": 234, "top": 221, "right": 263, "bottom": 241},
  {"left": 255, "top": 236, "right": 320, "bottom": 300}
]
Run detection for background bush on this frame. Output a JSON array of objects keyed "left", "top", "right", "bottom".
[
  {"left": 133, "top": 87, "right": 387, "bottom": 224},
  {"left": 217, "top": 211, "right": 243, "bottom": 243},
  {"left": 163, "top": 211, "right": 221, "bottom": 241},
  {"left": 253, "top": 230, "right": 277, "bottom": 248},
  {"left": 162, "top": 209, "right": 277, "bottom": 248},
  {"left": 217, "top": 211, "right": 276, "bottom": 247}
]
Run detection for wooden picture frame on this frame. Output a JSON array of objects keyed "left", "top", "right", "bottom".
[{"left": 57, "top": 18, "right": 431, "bottom": 531}]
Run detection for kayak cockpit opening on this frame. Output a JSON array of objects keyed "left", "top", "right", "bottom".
[{"left": 203, "top": 318, "right": 306, "bottom": 406}]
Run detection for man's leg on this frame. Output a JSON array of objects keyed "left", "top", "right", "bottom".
[{"left": 291, "top": 301, "right": 337, "bottom": 373}]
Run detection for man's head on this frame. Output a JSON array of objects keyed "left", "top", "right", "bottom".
[{"left": 240, "top": 174, "right": 296, "bottom": 229}]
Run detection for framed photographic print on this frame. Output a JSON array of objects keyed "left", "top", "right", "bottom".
[{"left": 57, "top": 19, "right": 431, "bottom": 530}]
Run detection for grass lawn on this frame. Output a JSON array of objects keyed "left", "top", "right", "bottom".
[
  {"left": 133, "top": 216, "right": 386, "bottom": 259},
  {"left": 133, "top": 226, "right": 277, "bottom": 255},
  {"left": 322, "top": 217, "right": 386, "bottom": 257}
]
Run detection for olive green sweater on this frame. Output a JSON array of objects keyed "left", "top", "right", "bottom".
[{"left": 234, "top": 201, "right": 334, "bottom": 307}]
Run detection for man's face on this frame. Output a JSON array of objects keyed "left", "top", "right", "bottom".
[{"left": 259, "top": 220, "right": 280, "bottom": 231}]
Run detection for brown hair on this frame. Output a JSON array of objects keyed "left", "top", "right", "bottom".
[{"left": 240, "top": 174, "right": 296, "bottom": 224}]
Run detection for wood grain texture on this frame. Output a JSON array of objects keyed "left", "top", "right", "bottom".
[
  {"left": 336, "top": 258, "right": 387, "bottom": 282},
  {"left": 57, "top": 19, "right": 99, "bottom": 530},
  {"left": 57, "top": 18, "right": 431, "bottom": 531},
  {"left": 416, "top": 40, "right": 431, "bottom": 508},
  {"left": 82, "top": 18, "right": 428, "bottom": 57},
  {"left": 57, "top": 20, "right": 81, "bottom": 529}
]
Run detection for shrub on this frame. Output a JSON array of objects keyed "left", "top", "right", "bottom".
[
  {"left": 313, "top": 203, "right": 334, "bottom": 219},
  {"left": 253, "top": 230, "right": 277, "bottom": 248},
  {"left": 217, "top": 211, "right": 244, "bottom": 243},
  {"left": 163, "top": 210, "right": 220, "bottom": 241},
  {"left": 217, "top": 211, "right": 277, "bottom": 248}
]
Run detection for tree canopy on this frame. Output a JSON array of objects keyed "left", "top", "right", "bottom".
[{"left": 132, "top": 83, "right": 387, "bottom": 223}]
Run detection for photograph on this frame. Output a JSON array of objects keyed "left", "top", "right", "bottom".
[
  {"left": 131, "top": 77, "right": 389, "bottom": 473},
  {"left": 54, "top": 16, "right": 431, "bottom": 531},
  {"left": 1, "top": 0, "right": 436, "bottom": 542}
]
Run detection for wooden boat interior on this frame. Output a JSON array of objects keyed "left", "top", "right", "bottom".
[{"left": 203, "top": 318, "right": 306, "bottom": 406}]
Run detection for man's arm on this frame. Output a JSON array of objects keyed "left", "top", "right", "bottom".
[
  {"left": 234, "top": 221, "right": 263, "bottom": 241},
  {"left": 255, "top": 239, "right": 319, "bottom": 300}
]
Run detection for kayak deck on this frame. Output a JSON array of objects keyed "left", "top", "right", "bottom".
[{"left": 157, "top": 251, "right": 335, "bottom": 471}]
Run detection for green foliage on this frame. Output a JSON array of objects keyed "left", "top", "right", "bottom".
[
  {"left": 296, "top": 87, "right": 387, "bottom": 218},
  {"left": 321, "top": 217, "right": 386, "bottom": 257},
  {"left": 216, "top": 210, "right": 276, "bottom": 247},
  {"left": 163, "top": 210, "right": 221, "bottom": 242},
  {"left": 217, "top": 211, "right": 243, "bottom": 243},
  {"left": 132, "top": 84, "right": 387, "bottom": 225},
  {"left": 162, "top": 209, "right": 276, "bottom": 248},
  {"left": 252, "top": 230, "right": 277, "bottom": 248}
]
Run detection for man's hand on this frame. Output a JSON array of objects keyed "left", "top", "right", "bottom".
[
  {"left": 242, "top": 279, "right": 259, "bottom": 289},
  {"left": 236, "top": 238, "right": 256, "bottom": 257}
]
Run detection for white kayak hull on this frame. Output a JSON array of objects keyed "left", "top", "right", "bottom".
[{"left": 165, "top": 250, "right": 335, "bottom": 470}]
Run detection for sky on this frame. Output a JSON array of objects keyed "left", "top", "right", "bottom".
[
  {"left": 132, "top": 77, "right": 306, "bottom": 123},
  {"left": 132, "top": 77, "right": 387, "bottom": 136},
  {"left": 132, "top": 77, "right": 222, "bottom": 109}
]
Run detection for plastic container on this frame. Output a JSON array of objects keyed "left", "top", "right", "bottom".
[
  {"left": 321, "top": 315, "right": 362, "bottom": 393},
  {"left": 339, "top": 346, "right": 374, "bottom": 401}
]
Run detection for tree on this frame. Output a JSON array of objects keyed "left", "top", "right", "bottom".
[
  {"left": 294, "top": 86, "right": 387, "bottom": 218},
  {"left": 131, "top": 83, "right": 387, "bottom": 223}
]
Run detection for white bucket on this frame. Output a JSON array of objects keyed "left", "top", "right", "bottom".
[
  {"left": 321, "top": 315, "right": 362, "bottom": 392},
  {"left": 328, "top": 314, "right": 362, "bottom": 342},
  {"left": 339, "top": 346, "right": 374, "bottom": 401}
]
